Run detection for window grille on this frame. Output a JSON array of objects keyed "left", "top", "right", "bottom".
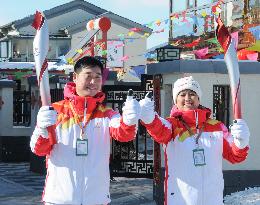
[{"left": 213, "top": 85, "right": 230, "bottom": 127}]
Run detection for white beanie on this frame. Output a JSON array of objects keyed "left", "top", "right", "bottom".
[{"left": 172, "top": 76, "right": 202, "bottom": 104}]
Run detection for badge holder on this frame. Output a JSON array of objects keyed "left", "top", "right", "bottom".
[
  {"left": 193, "top": 148, "right": 206, "bottom": 166},
  {"left": 76, "top": 138, "right": 88, "bottom": 156}
]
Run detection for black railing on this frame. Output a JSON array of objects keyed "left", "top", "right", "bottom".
[
  {"left": 213, "top": 85, "right": 230, "bottom": 127},
  {"left": 104, "top": 76, "right": 154, "bottom": 178},
  {"left": 13, "top": 90, "right": 31, "bottom": 127}
]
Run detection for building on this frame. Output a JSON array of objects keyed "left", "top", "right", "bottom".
[
  {"left": 0, "top": 0, "right": 151, "bottom": 67},
  {"left": 0, "top": 0, "right": 151, "bottom": 162}
]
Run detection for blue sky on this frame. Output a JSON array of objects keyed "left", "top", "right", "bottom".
[{"left": 0, "top": 0, "right": 172, "bottom": 49}]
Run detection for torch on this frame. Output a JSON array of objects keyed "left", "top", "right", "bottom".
[
  {"left": 216, "top": 17, "right": 242, "bottom": 119},
  {"left": 32, "top": 11, "right": 56, "bottom": 145}
]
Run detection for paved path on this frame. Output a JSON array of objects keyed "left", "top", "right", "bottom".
[{"left": 0, "top": 162, "right": 156, "bottom": 205}]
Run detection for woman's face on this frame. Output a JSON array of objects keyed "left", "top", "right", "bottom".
[{"left": 176, "top": 89, "right": 200, "bottom": 111}]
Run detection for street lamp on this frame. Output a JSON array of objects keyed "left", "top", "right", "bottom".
[
  {"left": 156, "top": 44, "right": 181, "bottom": 62},
  {"left": 169, "top": 0, "right": 173, "bottom": 41}
]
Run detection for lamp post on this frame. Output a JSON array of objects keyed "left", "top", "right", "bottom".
[
  {"left": 169, "top": 0, "right": 173, "bottom": 41},
  {"left": 194, "top": 0, "right": 198, "bottom": 33}
]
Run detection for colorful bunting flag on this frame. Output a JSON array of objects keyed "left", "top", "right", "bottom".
[
  {"left": 201, "top": 11, "right": 207, "bottom": 18},
  {"left": 67, "top": 58, "right": 74, "bottom": 65},
  {"left": 246, "top": 40, "right": 260, "bottom": 52},
  {"left": 248, "top": 26, "right": 260, "bottom": 40},
  {"left": 155, "top": 20, "right": 161, "bottom": 26},
  {"left": 128, "top": 31, "right": 134, "bottom": 36},
  {"left": 120, "top": 55, "right": 129, "bottom": 62},
  {"left": 76, "top": 49, "right": 83, "bottom": 54},
  {"left": 130, "top": 27, "right": 142, "bottom": 32},
  {"left": 193, "top": 47, "right": 209, "bottom": 59},
  {"left": 127, "top": 39, "right": 134, "bottom": 43},
  {"left": 115, "top": 43, "right": 125, "bottom": 48},
  {"left": 206, "top": 38, "right": 219, "bottom": 45},
  {"left": 142, "top": 33, "right": 150, "bottom": 38},
  {"left": 246, "top": 53, "right": 258, "bottom": 61},
  {"left": 183, "top": 38, "right": 201, "bottom": 48},
  {"left": 153, "top": 29, "right": 164, "bottom": 34},
  {"left": 181, "top": 11, "right": 188, "bottom": 23},
  {"left": 147, "top": 22, "right": 153, "bottom": 28},
  {"left": 101, "top": 50, "right": 107, "bottom": 55}
]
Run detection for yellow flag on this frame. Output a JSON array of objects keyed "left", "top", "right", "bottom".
[{"left": 76, "top": 49, "right": 83, "bottom": 54}]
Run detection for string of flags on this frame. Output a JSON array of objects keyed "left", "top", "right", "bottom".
[
  {"left": 22, "top": 0, "right": 255, "bottom": 82},
  {"left": 64, "top": 0, "right": 259, "bottom": 64},
  {"left": 2, "top": 0, "right": 258, "bottom": 82}
]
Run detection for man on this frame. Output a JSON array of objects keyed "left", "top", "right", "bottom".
[{"left": 30, "top": 56, "right": 140, "bottom": 205}]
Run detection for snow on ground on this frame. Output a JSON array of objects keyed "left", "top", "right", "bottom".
[{"left": 224, "top": 187, "right": 260, "bottom": 205}]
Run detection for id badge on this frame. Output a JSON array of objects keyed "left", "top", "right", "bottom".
[
  {"left": 76, "top": 139, "right": 88, "bottom": 156},
  {"left": 193, "top": 148, "right": 206, "bottom": 166}
]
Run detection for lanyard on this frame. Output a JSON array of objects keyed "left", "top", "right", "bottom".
[
  {"left": 179, "top": 118, "right": 205, "bottom": 146},
  {"left": 69, "top": 99, "right": 98, "bottom": 140}
]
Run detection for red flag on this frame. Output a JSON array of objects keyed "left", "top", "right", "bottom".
[
  {"left": 130, "top": 27, "right": 142, "bottom": 32},
  {"left": 183, "top": 38, "right": 201, "bottom": 48}
]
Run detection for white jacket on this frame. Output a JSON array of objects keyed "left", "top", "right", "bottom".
[
  {"left": 143, "top": 108, "right": 249, "bottom": 205},
  {"left": 165, "top": 130, "right": 225, "bottom": 205},
  {"left": 30, "top": 83, "right": 137, "bottom": 205}
]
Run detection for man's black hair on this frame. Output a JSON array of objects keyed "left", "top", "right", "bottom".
[{"left": 74, "top": 56, "right": 104, "bottom": 74}]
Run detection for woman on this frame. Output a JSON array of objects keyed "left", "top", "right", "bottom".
[{"left": 139, "top": 76, "right": 250, "bottom": 205}]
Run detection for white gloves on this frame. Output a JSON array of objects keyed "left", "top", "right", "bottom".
[
  {"left": 139, "top": 93, "right": 155, "bottom": 124},
  {"left": 231, "top": 119, "right": 250, "bottom": 149},
  {"left": 122, "top": 96, "right": 141, "bottom": 126},
  {"left": 32, "top": 126, "right": 49, "bottom": 139},
  {"left": 37, "top": 106, "right": 57, "bottom": 129}
]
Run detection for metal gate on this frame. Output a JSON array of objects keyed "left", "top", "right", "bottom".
[{"left": 104, "top": 75, "right": 154, "bottom": 178}]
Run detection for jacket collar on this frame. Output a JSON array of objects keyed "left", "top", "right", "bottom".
[
  {"left": 64, "top": 82, "right": 105, "bottom": 114},
  {"left": 170, "top": 105, "right": 211, "bottom": 127}
]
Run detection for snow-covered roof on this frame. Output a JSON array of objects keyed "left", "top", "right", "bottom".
[
  {"left": 0, "top": 0, "right": 152, "bottom": 36},
  {"left": 0, "top": 62, "right": 73, "bottom": 72},
  {"left": 147, "top": 59, "right": 260, "bottom": 75}
]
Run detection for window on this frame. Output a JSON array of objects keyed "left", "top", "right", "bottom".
[
  {"left": 12, "top": 39, "right": 33, "bottom": 61},
  {"left": 48, "top": 39, "right": 70, "bottom": 60},
  {"left": 57, "top": 39, "right": 70, "bottom": 57},
  {"left": 213, "top": 85, "right": 230, "bottom": 127},
  {"left": 0, "top": 41, "right": 8, "bottom": 58}
]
